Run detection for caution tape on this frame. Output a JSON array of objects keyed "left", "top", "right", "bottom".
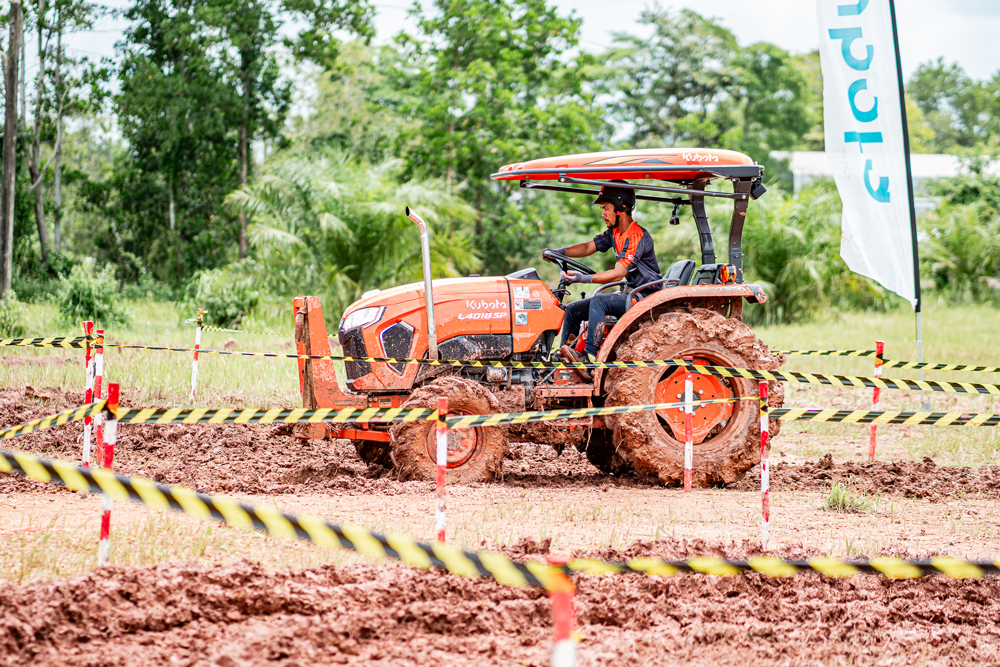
[
  {"left": 0, "top": 401, "right": 107, "bottom": 440},
  {"left": 772, "top": 408, "right": 1000, "bottom": 427},
  {"left": 2, "top": 448, "right": 997, "bottom": 583},
  {"left": 0, "top": 336, "right": 91, "bottom": 349},
  {"left": 75, "top": 340, "right": 1000, "bottom": 396},
  {"left": 183, "top": 321, "right": 289, "bottom": 337},
  {"left": 774, "top": 349, "right": 877, "bottom": 357},
  {"left": 881, "top": 360, "right": 1000, "bottom": 374},
  {"left": 108, "top": 397, "right": 754, "bottom": 429}
]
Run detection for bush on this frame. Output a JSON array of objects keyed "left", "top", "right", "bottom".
[
  {"left": 184, "top": 269, "right": 261, "bottom": 327},
  {"left": 0, "top": 290, "right": 28, "bottom": 337},
  {"left": 57, "top": 264, "right": 131, "bottom": 328},
  {"left": 921, "top": 201, "right": 1000, "bottom": 305}
]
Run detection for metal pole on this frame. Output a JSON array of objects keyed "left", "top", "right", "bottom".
[
  {"left": 889, "top": 0, "right": 927, "bottom": 411},
  {"left": 759, "top": 381, "right": 769, "bottom": 551},
  {"left": 98, "top": 382, "right": 119, "bottom": 566},
  {"left": 683, "top": 356, "right": 693, "bottom": 493},
  {"left": 0, "top": 0, "right": 22, "bottom": 296},
  {"left": 82, "top": 321, "right": 95, "bottom": 467},
  {"left": 435, "top": 396, "right": 448, "bottom": 542},
  {"left": 406, "top": 206, "right": 438, "bottom": 359}
]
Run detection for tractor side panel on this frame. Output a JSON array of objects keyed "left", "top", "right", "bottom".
[{"left": 508, "top": 278, "right": 564, "bottom": 354}]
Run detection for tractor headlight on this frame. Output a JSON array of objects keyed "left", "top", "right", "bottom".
[{"left": 341, "top": 306, "right": 384, "bottom": 332}]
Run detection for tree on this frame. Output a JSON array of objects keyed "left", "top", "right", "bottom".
[
  {"left": 601, "top": 8, "right": 738, "bottom": 148},
  {"left": 199, "top": 0, "right": 375, "bottom": 259},
  {"left": 908, "top": 59, "right": 998, "bottom": 153},
  {"left": 222, "top": 147, "right": 479, "bottom": 316},
  {"left": 106, "top": 0, "right": 241, "bottom": 285},
  {"left": 601, "top": 7, "right": 810, "bottom": 176},
  {"left": 392, "top": 0, "right": 607, "bottom": 274}
]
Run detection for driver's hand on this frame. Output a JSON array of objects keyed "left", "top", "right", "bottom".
[
  {"left": 542, "top": 247, "right": 566, "bottom": 258},
  {"left": 561, "top": 270, "right": 592, "bottom": 284}
]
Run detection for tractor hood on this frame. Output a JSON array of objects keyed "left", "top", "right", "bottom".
[{"left": 338, "top": 277, "right": 516, "bottom": 337}]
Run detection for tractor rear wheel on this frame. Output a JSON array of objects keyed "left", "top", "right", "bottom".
[
  {"left": 390, "top": 377, "right": 508, "bottom": 483},
  {"left": 604, "top": 308, "right": 784, "bottom": 486}
]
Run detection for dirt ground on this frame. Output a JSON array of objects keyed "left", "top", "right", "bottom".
[{"left": 4, "top": 385, "right": 1000, "bottom": 665}]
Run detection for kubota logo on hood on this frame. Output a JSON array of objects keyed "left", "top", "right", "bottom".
[{"left": 465, "top": 300, "right": 507, "bottom": 310}]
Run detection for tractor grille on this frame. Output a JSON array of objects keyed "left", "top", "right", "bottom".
[
  {"left": 379, "top": 322, "right": 414, "bottom": 375},
  {"left": 340, "top": 329, "right": 371, "bottom": 381}
]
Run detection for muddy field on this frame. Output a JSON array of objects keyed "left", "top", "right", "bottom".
[
  {"left": 4, "top": 385, "right": 1000, "bottom": 665},
  {"left": 4, "top": 547, "right": 1000, "bottom": 667}
]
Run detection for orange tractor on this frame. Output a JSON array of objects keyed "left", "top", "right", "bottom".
[{"left": 293, "top": 148, "right": 784, "bottom": 486}]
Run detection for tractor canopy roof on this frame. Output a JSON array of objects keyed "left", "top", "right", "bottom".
[{"left": 491, "top": 148, "right": 761, "bottom": 184}]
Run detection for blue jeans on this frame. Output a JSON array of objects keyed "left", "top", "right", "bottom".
[{"left": 560, "top": 292, "right": 629, "bottom": 357}]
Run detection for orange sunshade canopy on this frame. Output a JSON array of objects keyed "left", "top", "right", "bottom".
[{"left": 491, "top": 148, "right": 758, "bottom": 183}]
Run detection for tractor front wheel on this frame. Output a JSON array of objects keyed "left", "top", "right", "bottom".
[
  {"left": 390, "top": 377, "right": 508, "bottom": 483},
  {"left": 604, "top": 308, "right": 784, "bottom": 486}
]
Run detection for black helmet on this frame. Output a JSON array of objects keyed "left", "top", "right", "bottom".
[{"left": 592, "top": 180, "right": 635, "bottom": 213}]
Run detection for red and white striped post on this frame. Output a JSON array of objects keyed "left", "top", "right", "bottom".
[
  {"left": 81, "top": 321, "right": 95, "bottom": 468},
  {"left": 547, "top": 556, "right": 577, "bottom": 667},
  {"left": 189, "top": 309, "right": 204, "bottom": 403},
  {"left": 436, "top": 396, "right": 448, "bottom": 542},
  {"left": 98, "top": 382, "right": 120, "bottom": 567},
  {"left": 683, "top": 356, "right": 694, "bottom": 493},
  {"left": 759, "top": 381, "right": 770, "bottom": 550},
  {"left": 867, "top": 340, "right": 885, "bottom": 461},
  {"left": 92, "top": 329, "right": 106, "bottom": 464}
]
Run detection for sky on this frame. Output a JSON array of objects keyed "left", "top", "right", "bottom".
[{"left": 55, "top": 0, "right": 1000, "bottom": 81}]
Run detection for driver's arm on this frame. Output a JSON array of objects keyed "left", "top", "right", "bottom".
[
  {"left": 589, "top": 260, "right": 628, "bottom": 284},
  {"left": 563, "top": 241, "right": 596, "bottom": 258}
]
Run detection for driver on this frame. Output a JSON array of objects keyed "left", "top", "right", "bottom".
[{"left": 543, "top": 180, "right": 663, "bottom": 378}]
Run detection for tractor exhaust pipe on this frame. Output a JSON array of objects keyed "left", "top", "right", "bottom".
[{"left": 406, "top": 206, "right": 438, "bottom": 360}]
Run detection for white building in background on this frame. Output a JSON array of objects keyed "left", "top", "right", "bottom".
[{"left": 770, "top": 151, "right": 1000, "bottom": 214}]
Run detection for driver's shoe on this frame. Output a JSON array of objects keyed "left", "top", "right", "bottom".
[{"left": 560, "top": 345, "right": 593, "bottom": 383}]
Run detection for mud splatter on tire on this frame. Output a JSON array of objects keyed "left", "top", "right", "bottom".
[
  {"left": 605, "top": 308, "right": 784, "bottom": 486},
  {"left": 390, "top": 377, "right": 508, "bottom": 483}
]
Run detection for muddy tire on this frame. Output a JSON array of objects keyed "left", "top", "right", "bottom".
[
  {"left": 605, "top": 308, "right": 784, "bottom": 486},
  {"left": 390, "top": 377, "right": 508, "bottom": 483},
  {"left": 576, "top": 428, "right": 631, "bottom": 476}
]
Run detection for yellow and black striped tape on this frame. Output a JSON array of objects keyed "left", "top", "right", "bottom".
[
  {"left": 774, "top": 349, "right": 877, "bottom": 357},
  {"left": 183, "top": 321, "right": 289, "bottom": 337},
  {"left": 771, "top": 408, "right": 1000, "bottom": 427},
  {"left": 0, "top": 335, "right": 92, "bottom": 349},
  {"left": 5, "top": 399, "right": 1000, "bottom": 442},
  {"left": 0, "top": 401, "right": 107, "bottom": 440},
  {"left": 109, "top": 397, "right": 753, "bottom": 430},
  {"left": 1, "top": 448, "right": 997, "bottom": 583},
  {"left": 88, "top": 341, "right": 1000, "bottom": 396},
  {"left": 881, "top": 360, "right": 1000, "bottom": 374}
]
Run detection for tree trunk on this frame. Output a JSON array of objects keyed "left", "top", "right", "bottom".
[
  {"left": 30, "top": 0, "right": 49, "bottom": 264},
  {"left": 1, "top": 0, "right": 22, "bottom": 296},
  {"left": 237, "top": 47, "right": 251, "bottom": 260},
  {"left": 52, "top": 6, "right": 62, "bottom": 253}
]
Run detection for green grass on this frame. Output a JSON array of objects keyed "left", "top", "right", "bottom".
[
  {"left": 0, "top": 509, "right": 367, "bottom": 586},
  {"left": 756, "top": 303, "right": 1000, "bottom": 466},
  {"left": 2, "top": 300, "right": 307, "bottom": 408},
  {"left": 820, "top": 483, "right": 878, "bottom": 514}
]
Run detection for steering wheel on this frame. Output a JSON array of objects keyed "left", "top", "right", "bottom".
[
  {"left": 540, "top": 249, "right": 597, "bottom": 275},
  {"left": 541, "top": 250, "right": 597, "bottom": 303}
]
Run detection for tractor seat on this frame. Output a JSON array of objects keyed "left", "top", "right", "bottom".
[{"left": 662, "top": 259, "right": 695, "bottom": 287}]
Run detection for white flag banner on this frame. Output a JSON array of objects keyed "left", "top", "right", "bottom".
[{"left": 816, "top": 0, "right": 917, "bottom": 307}]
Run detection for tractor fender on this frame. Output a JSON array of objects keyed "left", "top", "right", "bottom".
[{"left": 593, "top": 284, "right": 768, "bottom": 395}]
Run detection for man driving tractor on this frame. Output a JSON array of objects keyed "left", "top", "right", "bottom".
[{"left": 544, "top": 180, "right": 663, "bottom": 376}]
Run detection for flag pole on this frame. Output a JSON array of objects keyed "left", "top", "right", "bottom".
[{"left": 888, "top": 0, "right": 927, "bottom": 410}]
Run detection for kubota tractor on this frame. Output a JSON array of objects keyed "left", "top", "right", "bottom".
[{"left": 293, "top": 148, "right": 785, "bottom": 486}]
